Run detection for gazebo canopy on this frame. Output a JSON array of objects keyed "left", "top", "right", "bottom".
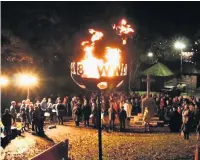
[{"left": 142, "top": 62, "right": 174, "bottom": 77}]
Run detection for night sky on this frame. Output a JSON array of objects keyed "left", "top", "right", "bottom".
[
  {"left": 2, "top": 1, "right": 200, "bottom": 37},
  {"left": 1, "top": 1, "right": 200, "bottom": 98}
]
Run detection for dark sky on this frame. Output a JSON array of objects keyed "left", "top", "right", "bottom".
[{"left": 2, "top": 1, "right": 200, "bottom": 37}]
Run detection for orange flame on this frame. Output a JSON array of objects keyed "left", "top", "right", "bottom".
[
  {"left": 113, "top": 19, "right": 134, "bottom": 45},
  {"left": 89, "top": 29, "right": 103, "bottom": 43},
  {"left": 81, "top": 29, "right": 121, "bottom": 78}
]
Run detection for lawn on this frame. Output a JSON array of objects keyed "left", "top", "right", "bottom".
[{"left": 1, "top": 125, "right": 197, "bottom": 160}]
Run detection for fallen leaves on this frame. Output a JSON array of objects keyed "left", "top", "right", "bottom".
[{"left": 1, "top": 126, "right": 196, "bottom": 160}]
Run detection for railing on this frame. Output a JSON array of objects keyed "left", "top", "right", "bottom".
[{"left": 31, "top": 139, "right": 68, "bottom": 160}]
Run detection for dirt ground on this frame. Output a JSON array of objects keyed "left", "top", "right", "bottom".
[{"left": 0, "top": 123, "right": 197, "bottom": 160}]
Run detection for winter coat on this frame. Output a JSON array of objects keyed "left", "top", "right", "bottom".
[
  {"left": 40, "top": 101, "right": 48, "bottom": 111},
  {"left": 57, "top": 104, "right": 65, "bottom": 116},
  {"left": 124, "top": 103, "right": 132, "bottom": 118},
  {"left": 10, "top": 105, "right": 17, "bottom": 118},
  {"left": 32, "top": 110, "right": 41, "bottom": 125},
  {"left": 182, "top": 109, "right": 189, "bottom": 123},
  {"left": 2, "top": 113, "right": 13, "bottom": 126},
  {"left": 21, "top": 112, "right": 27, "bottom": 122},
  {"left": 182, "top": 122, "right": 190, "bottom": 133},
  {"left": 108, "top": 107, "right": 116, "bottom": 121},
  {"left": 82, "top": 105, "right": 91, "bottom": 121},
  {"left": 74, "top": 106, "right": 82, "bottom": 122},
  {"left": 119, "top": 109, "right": 127, "bottom": 121},
  {"left": 20, "top": 104, "right": 26, "bottom": 113}
]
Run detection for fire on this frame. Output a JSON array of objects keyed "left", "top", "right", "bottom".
[
  {"left": 113, "top": 19, "right": 134, "bottom": 45},
  {"left": 89, "top": 29, "right": 103, "bottom": 43},
  {"left": 81, "top": 29, "right": 121, "bottom": 78},
  {"left": 78, "top": 19, "right": 133, "bottom": 79}
]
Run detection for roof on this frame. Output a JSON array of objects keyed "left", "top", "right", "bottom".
[{"left": 142, "top": 62, "right": 174, "bottom": 77}]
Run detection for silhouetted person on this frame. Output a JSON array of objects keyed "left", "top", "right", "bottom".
[
  {"left": 2, "top": 109, "right": 14, "bottom": 140},
  {"left": 10, "top": 101, "right": 17, "bottom": 123},
  {"left": 108, "top": 105, "right": 116, "bottom": 131},
  {"left": 32, "top": 106, "right": 41, "bottom": 134},
  {"left": 73, "top": 100, "right": 82, "bottom": 126},
  {"left": 82, "top": 100, "right": 91, "bottom": 127},
  {"left": 57, "top": 100, "right": 65, "bottom": 125},
  {"left": 119, "top": 106, "right": 127, "bottom": 132},
  {"left": 169, "top": 108, "right": 182, "bottom": 132}
]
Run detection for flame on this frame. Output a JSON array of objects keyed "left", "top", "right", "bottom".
[
  {"left": 81, "top": 29, "right": 121, "bottom": 78},
  {"left": 113, "top": 19, "right": 134, "bottom": 45},
  {"left": 79, "top": 19, "right": 133, "bottom": 79},
  {"left": 89, "top": 29, "right": 103, "bottom": 43}
]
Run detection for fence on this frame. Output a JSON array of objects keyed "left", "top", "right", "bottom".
[{"left": 31, "top": 139, "right": 68, "bottom": 160}]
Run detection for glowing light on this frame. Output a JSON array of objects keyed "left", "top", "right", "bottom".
[
  {"left": 174, "top": 42, "right": 186, "bottom": 49},
  {"left": 97, "top": 82, "right": 108, "bottom": 90},
  {"left": 81, "top": 29, "right": 122, "bottom": 78},
  {"left": 182, "top": 52, "right": 194, "bottom": 57},
  {"left": 17, "top": 74, "right": 38, "bottom": 86},
  {"left": 147, "top": 52, "right": 153, "bottom": 57},
  {"left": 113, "top": 19, "right": 134, "bottom": 45},
  {"left": 0, "top": 76, "right": 9, "bottom": 86},
  {"left": 89, "top": 29, "right": 103, "bottom": 43},
  {"left": 116, "top": 80, "right": 124, "bottom": 88}
]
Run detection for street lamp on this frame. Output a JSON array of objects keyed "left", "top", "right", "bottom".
[
  {"left": 146, "top": 52, "right": 154, "bottom": 98},
  {"left": 174, "top": 41, "right": 186, "bottom": 73},
  {"left": 0, "top": 76, "right": 9, "bottom": 87},
  {"left": 17, "top": 74, "right": 38, "bottom": 99},
  {"left": 71, "top": 19, "right": 132, "bottom": 160},
  {"left": 147, "top": 52, "right": 153, "bottom": 58}
]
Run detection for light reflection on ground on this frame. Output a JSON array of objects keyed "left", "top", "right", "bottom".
[{"left": 0, "top": 124, "right": 197, "bottom": 160}]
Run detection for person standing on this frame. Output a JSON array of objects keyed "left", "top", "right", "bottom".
[
  {"left": 108, "top": 105, "right": 116, "bottom": 131},
  {"left": 91, "top": 102, "right": 97, "bottom": 128},
  {"left": 57, "top": 100, "right": 65, "bottom": 125},
  {"left": 143, "top": 107, "right": 151, "bottom": 132},
  {"left": 73, "top": 100, "right": 82, "bottom": 127},
  {"left": 10, "top": 101, "right": 17, "bottom": 123},
  {"left": 82, "top": 100, "right": 91, "bottom": 127},
  {"left": 124, "top": 99, "right": 132, "bottom": 126},
  {"left": 119, "top": 106, "right": 127, "bottom": 132},
  {"left": 2, "top": 109, "right": 14, "bottom": 140},
  {"left": 25, "top": 104, "right": 31, "bottom": 129},
  {"left": 40, "top": 98, "right": 48, "bottom": 112},
  {"left": 169, "top": 108, "right": 182, "bottom": 132},
  {"left": 182, "top": 105, "right": 190, "bottom": 140},
  {"left": 21, "top": 109, "right": 27, "bottom": 132},
  {"left": 32, "top": 106, "right": 41, "bottom": 134},
  {"left": 20, "top": 100, "right": 26, "bottom": 113},
  {"left": 47, "top": 98, "right": 53, "bottom": 122}
]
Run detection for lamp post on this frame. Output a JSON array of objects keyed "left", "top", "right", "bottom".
[
  {"left": 146, "top": 52, "right": 154, "bottom": 98},
  {"left": 71, "top": 59, "right": 128, "bottom": 160},
  {"left": 17, "top": 74, "right": 38, "bottom": 99},
  {"left": 71, "top": 19, "right": 132, "bottom": 159},
  {"left": 174, "top": 42, "right": 186, "bottom": 74}
]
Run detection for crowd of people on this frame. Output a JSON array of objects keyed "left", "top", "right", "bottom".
[{"left": 1, "top": 91, "right": 200, "bottom": 141}]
